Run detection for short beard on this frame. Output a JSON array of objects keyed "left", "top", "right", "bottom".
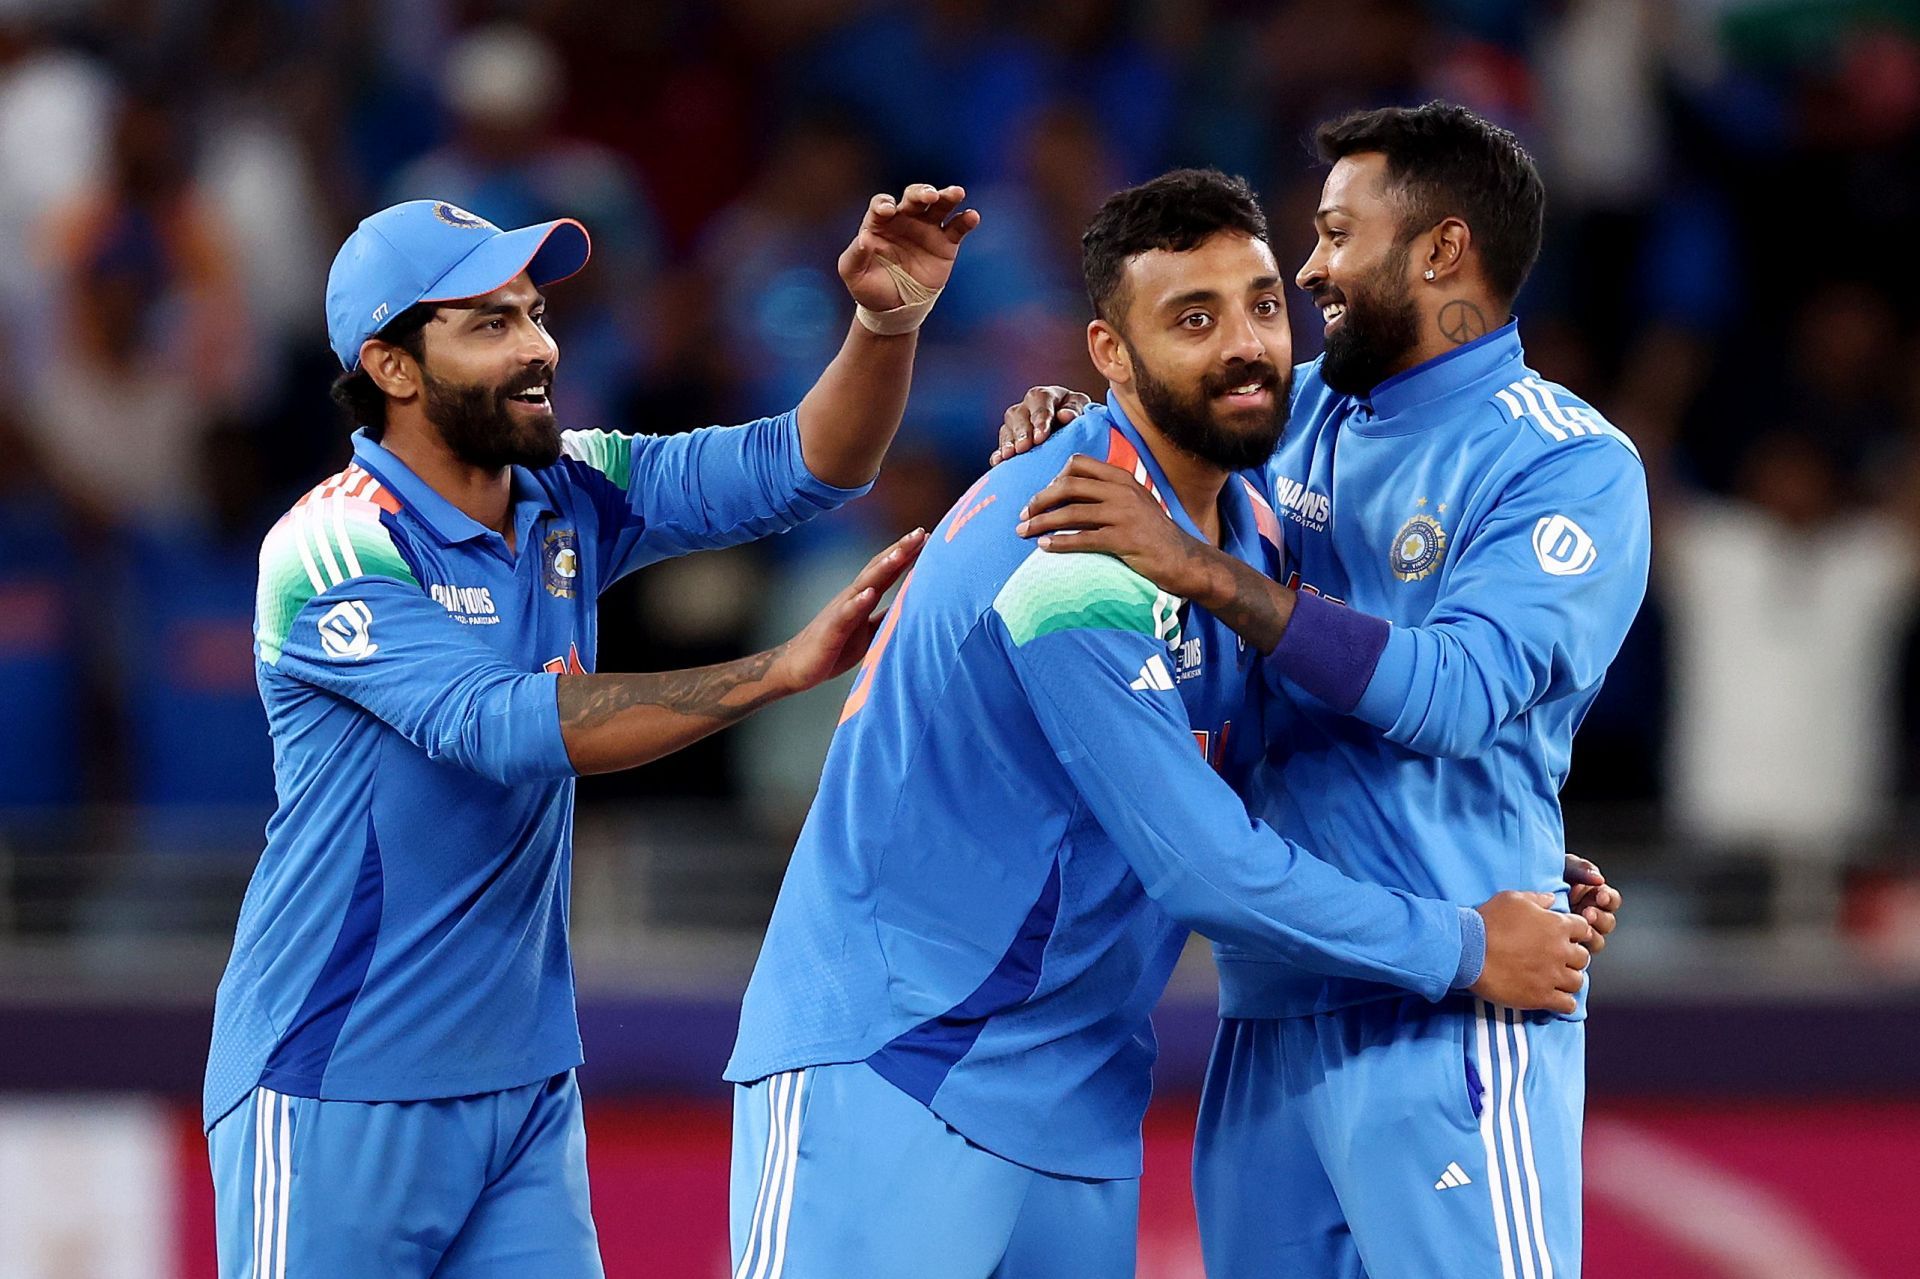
[
  {"left": 422, "top": 369, "right": 561, "bottom": 471},
  {"left": 1130, "top": 345, "right": 1289, "bottom": 473},
  {"left": 1318, "top": 238, "right": 1423, "bottom": 397}
]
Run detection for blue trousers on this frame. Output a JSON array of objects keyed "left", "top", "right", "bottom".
[
  {"left": 1195, "top": 996, "right": 1584, "bottom": 1278},
  {"left": 730, "top": 1061, "right": 1138, "bottom": 1278},
  {"left": 207, "top": 1071, "right": 602, "bottom": 1278}
]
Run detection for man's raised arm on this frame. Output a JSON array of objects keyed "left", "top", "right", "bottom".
[
  {"left": 797, "top": 183, "right": 980, "bottom": 487},
  {"left": 565, "top": 185, "right": 977, "bottom": 581}
]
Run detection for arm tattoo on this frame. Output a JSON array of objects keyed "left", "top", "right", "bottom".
[
  {"left": 557, "top": 649, "right": 783, "bottom": 732},
  {"left": 1438, "top": 300, "right": 1489, "bottom": 345},
  {"left": 1201, "top": 554, "right": 1295, "bottom": 654}
]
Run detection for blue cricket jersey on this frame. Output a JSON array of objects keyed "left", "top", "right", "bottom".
[
  {"left": 726, "top": 399, "right": 1480, "bottom": 1180},
  {"left": 203, "top": 412, "right": 866, "bottom": 1129},
  {"left": 1223, "top": 321, "right": 1652, "bottom": 1020}
]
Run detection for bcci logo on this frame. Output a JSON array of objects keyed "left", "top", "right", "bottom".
[
  {"left": 433, "top": 202, "right": 493, "bottom": 230},
  {"left": 543, "top": 528, "right": 581, "bottom": 598},
  {"left": 1391, "top": 512, "right": 1448, "bottom": 582}
]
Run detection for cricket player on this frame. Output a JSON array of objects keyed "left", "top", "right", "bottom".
[
  {"left": 1007, "top": 103, "right": 1649, "bottom": 1277},
  {"left": 725, "top": 169, "right": 1598, "bottom": 1279},
  {"left": 204, "top": 183, "right": 976, "bottom": 1278}
]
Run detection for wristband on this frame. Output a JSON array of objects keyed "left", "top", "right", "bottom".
[{"left": 1270, "top": 590, "right": 1391, "bottom": 713}]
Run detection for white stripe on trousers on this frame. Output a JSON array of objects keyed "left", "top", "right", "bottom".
[
  {"left": 1509, "top": 1008, "right": 1554, "bottom": 1279},
  {"left": 735, "top": 1069, "right": 807, "bottom": 1279},
  {"left": 1474, "top": 1002, "right": 1555, "bottom": 1279},
  {"left": 252, "top": 1088, "right": 292, "bottom": 1278},
  {"left": 253, "top": 1090, "right": 269, "bottom": 1279}
]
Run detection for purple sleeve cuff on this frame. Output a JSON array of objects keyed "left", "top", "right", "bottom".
[
  {"left": 1270, "top": 590, "right": 1392, "bottom": 712},
  {"left": 1453, "top": 905, "right": 1486, "bottom": 990}
]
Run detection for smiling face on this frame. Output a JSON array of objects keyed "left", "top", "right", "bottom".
[
  {"left": 1100, "top": 229, "right": 1293, "bottom": 471},
  {"left": 413, "top": 271, "right": 563, "bottom": 470},
  {"left": 1297, "top": 153, "right": 1425, "bottom": 396}
]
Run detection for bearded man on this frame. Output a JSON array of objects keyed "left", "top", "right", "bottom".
[{"left": 204, "top": 185, "right": 974, "bottom": 1278}]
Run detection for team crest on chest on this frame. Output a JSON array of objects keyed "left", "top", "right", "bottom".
[
  {"left": 543, "top": 528, "right": 581, "bottom": 598},
  {"left": 1391, "top": 499, "right": 1449, "bottom": 582}
]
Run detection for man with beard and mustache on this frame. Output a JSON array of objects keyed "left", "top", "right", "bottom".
[
  {"left": 1003, "top": 105, "right": 1649, "bottom": 1278},
  {"left": 203, "top": 189, "right": 975, "bottom": 1278},
  {"left": 723, "top": 169, "right": 1591, "bottom": 1278}
]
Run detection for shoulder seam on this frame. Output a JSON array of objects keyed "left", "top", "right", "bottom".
[
  {"left": 560, "top": 429, "right": 635, "bottom": 489},
  {"left": 1489, "top": 375, "right": 1641, "bottom": 461},
  {"left": 271, "top": 465, "right": 418, "bottom": 592},
  {"left": 295, "top": 463, "right": 402, "bottom": 515},
  {"left": 994, "top": 546, "right": 1182, "bottom": 647}
]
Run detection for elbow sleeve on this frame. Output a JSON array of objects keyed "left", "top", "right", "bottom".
[
  {"left": 1352, "top": 627, "right": 1504, "bottom": 760},
  {"left": 427, "top": 671, "right": 574, "bottom": 785}
]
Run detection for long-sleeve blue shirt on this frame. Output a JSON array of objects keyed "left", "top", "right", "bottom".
[
  {"left": 203, "top": 414, "right": 866, "bottom": 1129},
  {"left": 727, "top": 401, "right": 1480, "bottom": 1180},
  {"left": 1222, "top": 321, "right": 1652, "bottom": 1020}
]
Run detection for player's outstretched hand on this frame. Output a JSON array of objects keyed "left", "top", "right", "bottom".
[
  {"left": 991, "top": 385, "right": 1094, "bottom": 465},
  {"left": 839, "top": 184, "right": 980, "bottom": 314},
  {"left": 771, "top": 528, "right": 927, "bottom": 695},
  {"left": 1563, "top": 853, "right": 1622, "bottom": 954},
  {"left": 1016, "top": 454, "right": 1214, "bottom": 599},
  {"left": 1470, "top": 891, "right": 1595, "bottom": 1015}
]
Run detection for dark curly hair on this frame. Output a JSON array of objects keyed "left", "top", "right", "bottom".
[
  {"left": 1081, "top": 168, "right": 1269, "bottom": 328},
  {"left": 1314, "top": 101, "right": 1545, "bottom": 306},
  {"left": 327, "top": 302, "right": 437, "bottom": 437}
]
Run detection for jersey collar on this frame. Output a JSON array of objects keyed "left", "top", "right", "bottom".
[
  {"left": 350, "top": 429, "right": 558, "bottom": 552},
  {"left": 1102, "top": 395, "right": 1266, "bottom": 563},
  {"left": 1349, "top": 319, "right": 1525, "bottom": 432}
]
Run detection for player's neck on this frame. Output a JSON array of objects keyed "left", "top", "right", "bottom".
[
  {"left": 380, "top": 417, "right": 516, "bottom": 548},
  {"left": 1384, "top": 292, "right": 1506, "bottom": 382},
  {"left": 1120, "top": 401, "right": 1228, "bottom": 546}
]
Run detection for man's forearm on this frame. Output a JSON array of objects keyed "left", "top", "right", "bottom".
[
  {"left": 794, "top": 321, "right": 917, "bottom": 488},
  {"left": 1186, "top": 543, "right": 1298, "bottom": 653},
  {"left": 556, "top": 650, "right": 791, "bottom": 775}
]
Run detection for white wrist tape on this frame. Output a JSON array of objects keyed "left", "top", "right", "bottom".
[{"left": 855, "top": 256, "right": 942, "bottom": 335}]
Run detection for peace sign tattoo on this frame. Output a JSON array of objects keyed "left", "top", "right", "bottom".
[{"left": 1439, "top": 300, "right": 1489, "bottom": 345}]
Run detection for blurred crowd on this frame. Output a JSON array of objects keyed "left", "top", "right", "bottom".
[{"left": 3, "top": 0, "right": 1920, "bottom": 894}]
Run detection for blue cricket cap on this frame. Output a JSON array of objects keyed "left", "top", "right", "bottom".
[{"left": 325, "top": 200, "right": 591, "bottom": 369}]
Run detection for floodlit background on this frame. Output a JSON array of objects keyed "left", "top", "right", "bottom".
[{"left": 2, "top": 0, "right": 1918, "bottom": 1275}]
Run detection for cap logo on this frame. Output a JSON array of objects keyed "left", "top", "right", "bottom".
[
  {"left": 370, "top": 302, "right": 390, "bottom": 323},
  {"left": 433, "top": 202, "right": 492, "bottom": 230}
]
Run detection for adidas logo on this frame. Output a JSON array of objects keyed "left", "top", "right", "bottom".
[
  {"left": 1433, "top": 1161, "right": 1472, "bottom": 1191},
  {"left": 1129, "top": 655, "right": 1175, "bottom": 692}
]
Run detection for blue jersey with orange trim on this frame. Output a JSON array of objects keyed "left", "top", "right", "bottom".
[
  {"left": 203, "top": 414, "right": 866, "bottom": 1129},
  {"left": 725, "top": 399, "right": 1478, "bottom": 1180},
  {"left": 1222, "top": 322, "right": 1652, "bottom": 1020}
]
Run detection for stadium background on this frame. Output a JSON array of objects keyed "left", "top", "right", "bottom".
[{"left": 1, "top": 0, "right": 1918, "bottom": 1274}]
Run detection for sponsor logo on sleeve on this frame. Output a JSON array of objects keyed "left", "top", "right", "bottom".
[
  {"left": 318, "top": 600, "right": 378, "bottom": 660},
  {"left": 1129, "top": 654, "right": 1176, "bottom": 692},
  {"left": 1532, "top": 514, "right": 1597, "bottom": 576}
]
